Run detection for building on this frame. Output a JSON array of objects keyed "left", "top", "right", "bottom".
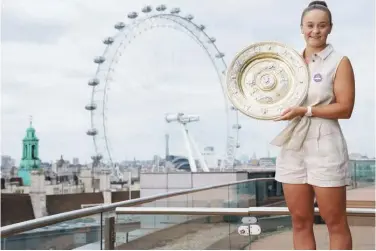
[
  {"left": 72, "top": 158, "right": 79, "bottom": 165},
  {"left": 18, "top": 119, "right": 41, "bottom": 186},
  {"left": 1, "top": 155, "right": 16, "bottom": 178},
  {"left": 349, "top": 157, "right": 375, "bottom": 185}
]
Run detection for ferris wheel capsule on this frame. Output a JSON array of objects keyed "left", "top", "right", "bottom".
[
  {"left": 208, "top": 37, "right": 216, "bottom": 43},
  {"left": 86, "top": 128, "right": 98, "bottom": 136},
  {"left": 94, "top": 56, "right": 105, "bottom": 64},
  {"left": 91, "top": 154, "right": 103, "bottom": 161},
  {"left": 114, "top": 22, "right": 126, "bottom": 30},
  {"left": 156, "top": 4, "right": 167, "bottom": 11},
  {"left": 128, "top": 12, "right": 138, "bottom": 19},
  {"left": 103, "top": 37, "right": 114, "bottom": 45},
  {"left": 185, "top": 14, "right": 194, "bottom": 21},
  {"left": 142, "top": 5, "right": 152, "bottom": 13},
  {"left": 198, "top": 24, "right": 206, "bottom": 31},
  {"left": 88, "top": 78, "right": 100, "bottom": 86},
  {"left": 170, "top": 8, "right": 180, "bottom": 14},
  {"left": 215, "top": 52, "right": 225, "bottom": 58},
  {"left": 85, "top": 103, "right": 97, "bottom": 110}
]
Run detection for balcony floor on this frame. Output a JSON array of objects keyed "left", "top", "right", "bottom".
[
  {"left": 347, "top": 184, "right": 375, "bottom": 201},
  {"left": 249, "top": 185, "right": 375, "bottom": 250},
  {"left": 248, "top": 225, "right": 375, "bottom": 250}
]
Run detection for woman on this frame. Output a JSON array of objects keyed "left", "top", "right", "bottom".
[{"left": 271, "top": 1, "right": 355, "bottom": 250}]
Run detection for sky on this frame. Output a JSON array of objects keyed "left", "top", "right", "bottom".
[{"left": 1, "top": 0, "right": 375, "bottom": 165}]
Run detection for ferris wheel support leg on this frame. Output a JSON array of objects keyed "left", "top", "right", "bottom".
[
  {"left": 187, "top": 132, "right": 209, "bottom": 172},
  {"left": 181, "top": 124, "right": 197, "bottom": 172}
]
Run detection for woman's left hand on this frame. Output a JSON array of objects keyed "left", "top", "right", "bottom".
[{"left": 274, "top": 107, "right": 307, "bottom": 121}]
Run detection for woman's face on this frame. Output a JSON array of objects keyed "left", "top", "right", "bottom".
[{"left": 301, "top": 9, "right": 332, "bottom": 48}]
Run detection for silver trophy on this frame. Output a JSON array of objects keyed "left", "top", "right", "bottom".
[{"left": 225, "top": 42, "right": 309, "bottom": 120}]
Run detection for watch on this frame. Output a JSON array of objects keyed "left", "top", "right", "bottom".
[{"left": 305, "top": 106, "right": 312, "bottom": 117}]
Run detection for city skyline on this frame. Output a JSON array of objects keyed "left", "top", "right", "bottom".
[{"left": 2, "top": 0, "right": 375, "bottom": 163}]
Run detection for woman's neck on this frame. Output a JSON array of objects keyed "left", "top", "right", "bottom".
[{"left": 304, "top": 44, "right": 328, "bottom": 59}]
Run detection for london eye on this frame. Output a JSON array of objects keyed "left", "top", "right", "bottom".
[{"left": 85, "top": 4, "right": 241, "bottom": 172}]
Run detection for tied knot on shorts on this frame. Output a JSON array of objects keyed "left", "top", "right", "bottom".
[{"left": 270, "top": 116, "right": 311, "bottom": 150}]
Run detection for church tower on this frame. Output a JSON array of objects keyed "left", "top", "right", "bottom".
[{"left": 18, "top": 117, "right": 41, "bottom": 186}]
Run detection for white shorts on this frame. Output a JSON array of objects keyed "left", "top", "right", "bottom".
[{"left": 275, "top": 120, "right": 351, "bottom": 187}]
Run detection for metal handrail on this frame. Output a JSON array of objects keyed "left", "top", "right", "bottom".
[
  {"left": 0, "top": 177, "right": 273, "bottom": 237},
  {"left": 116, "top": 207, "right": 250, "bottom": 215},
  {"left": 115, "top": 206, "right": 376, "bottom": 217}
]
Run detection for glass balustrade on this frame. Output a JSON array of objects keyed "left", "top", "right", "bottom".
[
  {"left": 1, "top": 177, "right": 374, "bottom": 250},
  {"left": 1, "top": 213, "right": 105, "bottom": 250},
  {"left": 114, "top": 179, "right": 286, "bottom": 249}
]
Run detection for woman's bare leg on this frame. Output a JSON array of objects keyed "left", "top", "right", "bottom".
[
  {"left": 313, "top": 186, "right": 352, "bottom": 250},
  {"left": 283, "top": 183, "right": 316, "bottom": 249}
]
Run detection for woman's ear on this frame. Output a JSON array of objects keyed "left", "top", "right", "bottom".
[{"left": 328, "top": 24, "right": 333, "bottom": 34}]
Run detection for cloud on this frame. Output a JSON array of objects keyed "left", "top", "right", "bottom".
[
  {"left": 1, "top": 10, "right": 68, "bottom": 44},
  {"left": 1, "top": 0, "right": 375, "bottom": 165}
]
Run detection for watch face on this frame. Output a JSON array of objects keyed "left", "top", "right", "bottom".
[
  {"left": 305, "top": 107, "right": 312, "bottom": 116},
  {"left": 226, "top": 41, "right": 309, "bottom": 120}
]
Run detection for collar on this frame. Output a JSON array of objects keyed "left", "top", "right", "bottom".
[{"left": 302, "top": 44, "right": 334, "bottom": 60}]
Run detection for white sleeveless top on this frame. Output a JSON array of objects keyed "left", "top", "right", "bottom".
[{"left": 271, "top": 44, "right": 345, "bottom": 150}]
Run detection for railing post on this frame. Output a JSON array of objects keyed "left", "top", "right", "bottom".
[{"left": 104, "top": 216, "right": 115, "bottom": 250}]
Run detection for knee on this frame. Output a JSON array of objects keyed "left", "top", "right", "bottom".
[
  {"left": 321, "top": 211, "right": 347, "bottom": 233},
  {"left": 291, "top": 211, "right": 314, "bottom": 231}
]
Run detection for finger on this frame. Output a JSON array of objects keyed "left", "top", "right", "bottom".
[
  {"left": 280, "top": 109, "right": 291, "bottom": 116},
  {"left": 274, "top": 115, "right": 288, "bottom": 121}
]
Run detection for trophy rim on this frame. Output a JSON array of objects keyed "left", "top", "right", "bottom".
[{"left": 225, "top": 41, "right": 310, "bottom": 120}]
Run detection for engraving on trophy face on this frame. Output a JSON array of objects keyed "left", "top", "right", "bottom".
[
  {"left": 280, "top": 78, "right": 288, "bottom": 87},
  {"left": 230, "top": 80, "right": 237, "bottom": 88},
  {"left": 235, "top": 59, "right": 244, "bottom": 70},
  {"left": 275, "top": 66, "right": 283, "bottom": 74},
  {"left": 251, "top": 87, "right": 259, "bottom": 95},
  {"left": 261, "top": 62, "right": 276, "bottom": 71},
  {"left": 278, "top": 72, "right": 288, "bottom": 82},
  {"left": 281, "top": 49, "right": 289, "bottom": 56},
  {"left": 244, "top": 105, "right": 252, "bottom": 111},
  {"left": 246, "top": 79, "right": 256, "bottom": 86},
  {"left": 244, "top": 72, "right": 255, "bottom": 86},
  {"left": 256, "top": 95, "right": 273, "bottom": 104},
  {"left": 259, "top": 74, "right": 276, "bottom": 90},
  {"left": 229, "top": 80, "right": 239, "bottom": 94},
  {"left": 268, "top": 63, "right": 276, "bottom": 70}
]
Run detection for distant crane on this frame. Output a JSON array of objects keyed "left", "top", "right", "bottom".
[{"left": 165, "top": 113, "right": 209, "bottom": 172}]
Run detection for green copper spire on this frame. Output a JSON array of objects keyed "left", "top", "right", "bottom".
[{"left": 18, "top": 116, "right": 41, "bottom": 186}]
